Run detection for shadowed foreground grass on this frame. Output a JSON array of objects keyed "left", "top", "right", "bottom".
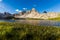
[{"left": 0, "top": 22, "right": 60, "bottom": 40}]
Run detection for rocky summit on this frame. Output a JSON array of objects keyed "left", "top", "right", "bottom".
[{"left": 14, "top": 8, "right": 60, "bottom": 19}]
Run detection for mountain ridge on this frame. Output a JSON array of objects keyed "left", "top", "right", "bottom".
[{"left": 14, "top": 8, "right": 60, "bottom": 19}]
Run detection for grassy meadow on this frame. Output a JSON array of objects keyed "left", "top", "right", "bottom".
[
  {"left": 0, "top": 22, "right": 60, "bottom": 40},
  {"left": 48, "top": 17, "right": 60, "bottom": 21}
]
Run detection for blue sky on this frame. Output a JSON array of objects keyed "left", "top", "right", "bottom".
[{"left": 0, "top": 0, "right": 60, "bottom": 14}]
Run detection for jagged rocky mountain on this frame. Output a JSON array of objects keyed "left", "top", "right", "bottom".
[
  {"left": 0, "top": 12, "right": 14, "bottom": 19},
  {"left": 0, "top": 8, "right": 59, "bottom": 19},
  {"left": 14, "top": 8, "right": 59, "bottom": 19}
]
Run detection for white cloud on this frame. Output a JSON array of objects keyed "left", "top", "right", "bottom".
[
  {"left": 0, "top": 0, "right": 2, "bottom": 2},
  {"left": 15, "top": 9, "right": 19, "bottom": 12},
  {"left": 15, "top": 8, "right": 27, "bottom": 12},
  {"left": 15, "top": 9, "right": 22, "bottom": 12},
  {"left": 23, "top": 8, "right": 27, "bottom": 10},
  {"left": 19, "top": 10, "right": 22, "bottom": 12}
]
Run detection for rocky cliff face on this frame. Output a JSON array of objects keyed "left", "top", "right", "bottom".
[
  {"left": 14, "top": 8, "right": 59, "bottom": 19},
  {"left": 0, "top": 12, "right": 13, "bottom": 19}
]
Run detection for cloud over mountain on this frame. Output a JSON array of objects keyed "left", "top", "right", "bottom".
[{"left": 15, "top": 9, "right": 22, "bottom": 12}]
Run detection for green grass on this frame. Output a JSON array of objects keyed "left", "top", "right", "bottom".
[
  {"left": 48, "top": 17, "right": 60, "bottom": 21},
  {"left": 0, "top": 22, "right": 60, "bottom": 40}
]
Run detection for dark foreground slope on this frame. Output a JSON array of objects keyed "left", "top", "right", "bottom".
[{"left": 0, "top": 22, "right": 60, "bottom": 40}]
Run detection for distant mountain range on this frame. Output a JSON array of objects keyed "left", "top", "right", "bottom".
[
  {"left": 14, "top": 8, "right": 60, "bottom": 19},
  {"left": 0, "top": 12, "right": 14, "bottom": 19},
  {"left": 0, "top": 8, "right": 60, "bottom": 19}
]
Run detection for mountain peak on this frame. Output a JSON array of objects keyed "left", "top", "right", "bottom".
[{"left": 32, "top": 8, "right": 36, "bottom": 11}]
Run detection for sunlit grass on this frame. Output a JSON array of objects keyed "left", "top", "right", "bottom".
[{"left": 48, "top": 17, "right": 60, "bottom": 21}]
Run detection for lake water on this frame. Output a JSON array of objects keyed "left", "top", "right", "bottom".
[
  {"left": 15, "top": 20, "right": 60, "bottom": 26},
  {"left": 0, "top": 19, "right": 15, "bottom": 22},
  {"left": 0, "top": 19, "right": 60, "bottom": 26}
]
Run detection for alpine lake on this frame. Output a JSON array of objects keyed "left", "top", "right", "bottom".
[{"left": 0, "top": 19, "right": 60, "bottom": 26}]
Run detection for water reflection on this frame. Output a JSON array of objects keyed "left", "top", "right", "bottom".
[
  {"left": 15, "top": 20, "right": 60, "bottom": 26},
  {"left": 0, "top": 19, "right": 15, "bottom": 22},
  {"left": 0, "top": 19, "right": 60, "bottom": 26},
  {"left": 15, "top": 20, "right": 40, "bottom": 25}
]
